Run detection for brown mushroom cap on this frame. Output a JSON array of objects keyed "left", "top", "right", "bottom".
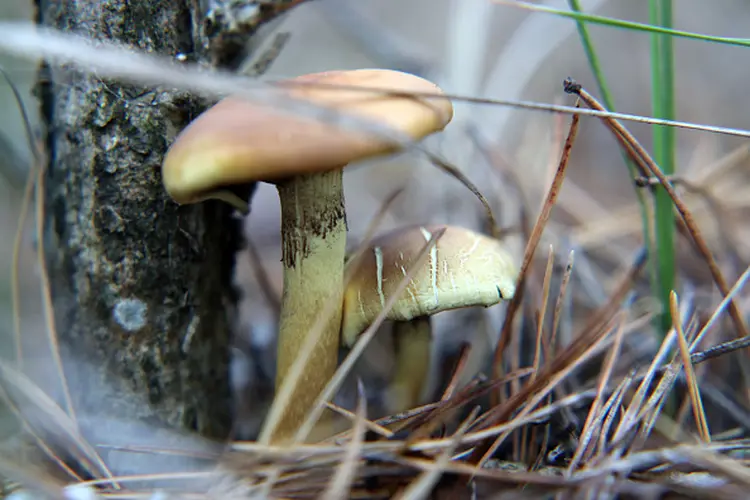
[
  {"left": 341, "top": 224, "right": 518, "bottom": 347},
  {"left": 161, "top": 69, "right": 453, "bottom": 205}
]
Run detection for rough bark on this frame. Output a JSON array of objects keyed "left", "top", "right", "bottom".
[{"left": 34, "top": 0, "right": 245, "bottom": 441}]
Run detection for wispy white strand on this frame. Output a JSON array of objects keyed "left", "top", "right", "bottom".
[
  {"left": 0, "top": 22, "right": 416, "bottom": 148},
  {"left": 1, "top": 21, "right": 748, "bottom": 141}
]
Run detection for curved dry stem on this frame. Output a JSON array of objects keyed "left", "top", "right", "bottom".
[
  {"left": 1, "top": 63, "right": 42, "bottom": 370},
  {"left": 423, "top": 151, "right": 500, "bottom": 238},
  {"left": 569, "top": 82, "right": 750, "bottom": 342},
  {"left": 11, "top": 155, "right": 36, "bottom": 371},
  {"left": 492, "top": 107, "right": 581, "bottom": 386},
  {"left": 35, "top": 155, "right": 78, "bottom": 432}
]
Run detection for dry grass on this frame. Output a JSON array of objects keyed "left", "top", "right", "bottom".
[{"left": 2, "top": 11, "right": 750, "bottom": 500}]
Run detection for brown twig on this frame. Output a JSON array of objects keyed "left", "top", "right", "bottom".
[
  {"left": 519, "top": 245, "right": 556, "bottom": 464},
  {"left": 1, "top": 63, "right": 41, "bottom": 372},
  {"left": 690, "top": 264, "right": 750, "bottom": 350},
  {"left": 0, "top": 382, "right": 84, "bottom": 483},
  {"left": 608, "top": 329, "right": 678, "bottom": 457},
  {"left": 567, "top": 310, "right": 628, "bottom": 473},
  {"left": 477, "top": 317, "right": 617, "bottom": 470},
  {"left": 471, "top": 247, "right": 646, "bottom": 462},
  {"left": 691, "top": 336, "right": 750, "bottom": 365},
  {"left": 492, "top": 103, "right": 581, "bottom": 397},
  {"left": 597, "top": 373, "right": 634, "bottom": 458},
  {"left": 550, "top": 250, "right": 575, "bottom": 353},
  {"left": 531, "top": 245, "right": 556, "bottom": 385},
  {"left": 10, "top": 160, "right": 35, "bottom": 371},
  {"left": 566, "top": 79, "right": 750, "bottom": 342},
  {"left": 4, "top": 63, "right": 115, "bottom": 485},
  {"left": 424, "top": 152, "right": 500, "bottom": 238},
  {"left": 439, "top": 342, "right": 473, "bottom": 402},
  {"left": 405, "top": 369, "right": 534, "bottom": 443},
  {"left": 635, "top": 175, "right": 742, "bottom": 265},
  {"left": 0, "top": 362, "right": 117, "bottom": 486},
  {"left": 671, "top": 292, "right": 711, "bottom": 443},
  {"left": 320, "top": 380, "right": 367, "bottom": 500},
  {"left": 324, "top": 401, "right": 393, "bottom": 439},
  {"left": 395, "top": 407, "right": 480, "bottom": 500},
  {"left": 34, "top": 157, "right": 78, "bottom": 431}
]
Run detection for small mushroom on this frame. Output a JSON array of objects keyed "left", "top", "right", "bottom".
[
  {"left": 161, "top": 69, "right": 453, "bottom": 442},
  {"left": 341, "top": 224, "right": 517, "bottom": 412}
]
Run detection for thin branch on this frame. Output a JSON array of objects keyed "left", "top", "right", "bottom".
[
  {"left": 567, "top": 80, "right": 750, "bottom": 342},
  {"left": 492, "top": 103, "right": 581, "bottom": 393},
  {"left": 671, "top": 292, "right": 711, "bottom": 443},
  {"left": 320, "top": 380, "right": 367, "bottom": 500}
]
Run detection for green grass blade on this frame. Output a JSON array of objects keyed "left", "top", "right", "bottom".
[
  {"left": 566, "top": 0, "right": 660, "bottom": 325},
  {"left": 650, "top": 0, "right": 676, "bottom": 334},
  {"left": 567, "top": 0, "right": 616, "bottom": 109},
  {"left": 496, "top": 0, "right": 750, "bottom": 48}
]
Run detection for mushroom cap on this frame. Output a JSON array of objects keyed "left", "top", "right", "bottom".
[
  {"left": 341, "top": 224, "right": 518, "bottom": 347},
  {"left": 161, "top": 69, "right": 454, "bottom": 205}
]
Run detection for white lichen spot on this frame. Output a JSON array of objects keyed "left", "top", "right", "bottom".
[{"left": 113, "top": 298, "right": 147, "bottom": 332}]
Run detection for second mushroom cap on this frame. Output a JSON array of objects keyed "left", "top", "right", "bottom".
[{"left": 341, "top": 224, "right": 518, "bottom": 347}]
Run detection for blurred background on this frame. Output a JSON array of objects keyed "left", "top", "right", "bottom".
[{"left": 2, "top": 0, "right": 750, "bottom": 440}]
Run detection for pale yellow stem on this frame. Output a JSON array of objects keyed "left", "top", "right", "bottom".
[
  {"left": 388, "top": 316, "right": 432, "bottom": 413},
  {"left": 270, "top": 169, "right": 346, "bottom": 444}
]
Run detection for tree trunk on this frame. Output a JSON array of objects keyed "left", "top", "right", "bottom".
[{"left": 34, "top": 0, "right": 246, "bottom": 442}]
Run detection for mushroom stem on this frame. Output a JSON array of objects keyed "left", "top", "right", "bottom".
[
  {"left": 271, "top": 168, "right": 347, "bottom": 443},
  {"left": 388, "top": 316, "right": 432, "bottom": 413}
]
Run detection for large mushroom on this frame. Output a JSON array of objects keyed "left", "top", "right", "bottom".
[
  {"left": 341, "top": 224, "right": 517, "bottom": 412},
  {"left": 161, "top": 69, "right": 453, "bottom": 442}
]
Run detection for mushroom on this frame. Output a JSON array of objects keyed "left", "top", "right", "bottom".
[
  {"left": 341, "top": 224, "right": 517, "bottom": 413},
  {"left": 161, "top": 69, "right": 453, "bottom": 442}
]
